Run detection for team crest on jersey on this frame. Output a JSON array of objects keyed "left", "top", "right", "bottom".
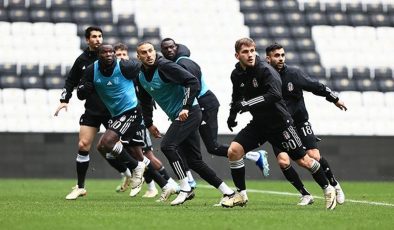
[
  {"left": 96, "top": 79, "right": 101, "bottom": 83},
  {"left": 252, "top": 78, "right": 258, "bottom": 88},
  {"left": 283, "top": 131, "right": 291, "bottom": 140},
  {"left": 287, "top": 82, "right": 294, "bottom": 92},
  {"left": 120, "top": 115, "right": 126, "bottom": 122},
  {"left": 240, "top": 83, "right": 244, "bottom": 88}
]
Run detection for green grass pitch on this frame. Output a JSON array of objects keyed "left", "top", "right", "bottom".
[{"left": 0, "top": 179, "right": 393, "bottom": 230}]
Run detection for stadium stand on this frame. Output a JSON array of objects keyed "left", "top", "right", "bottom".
[{"left": 0, "top": 0, "right": 393, "bottom": 135}]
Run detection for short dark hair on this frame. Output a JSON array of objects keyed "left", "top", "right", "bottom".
[
  {"left": 265, "top": 43, "right": 283, "bottom": 56},
  {"left": 161, "top": 37, "right": 176, "bottom": 46},
  {"left": 114, "top": 43, "right": 128, "bottom": 51},
  {"left": 98, "top": 43, "right": 113, "bottom": 54},
  {"left": 136, "top": 41, "right": 154, "bottom": 53},
  {"left": 234, "top": 37, "right": 255, "bottom": 53},
  {"left": 85, "top": 26, "right": 102, "bottom": 39}
]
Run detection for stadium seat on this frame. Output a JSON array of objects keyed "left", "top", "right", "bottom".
[
  {"left": 254, "top": 38, "right": 274, "bottom": 53},
  {"left": 117, "top": 13, "right": 135, "bottom": 25},
  {"left": 21, "top": 74, "right": 45, "bottom": 89},
  {"left": 268, "top": 26, "right": 291, "bottom": 38},
  {"left": 72, "top": 9, "right": 94, "bottom": 24},
  {"left": 348, "top": 13, "right": 370, "bottom": 26},
  {"left": 299, "top": 51, "right": 320, "bottom": 65},
  {"left": 374, "top": 67, "right": 393, "bottom": 80},
  {"left": 51, "top": 0, "right": 69, "bottom": 9},
  {"left": 378, "top": 79, "right": 394, "bottom": 92},
  {"left": 122, "top": 37, "right": 139, "bottom": 50},
  {"left": 352, "top": 67, "right": 371, "bottom": 80},
  {"left": 0, "top": 74, "right": 22, "bottom": 88},
  {"left": 0, "top": 63, "right": 18, "bottom": 75},
  {"left": 369, "top": 13, "right": 391, "bottom": 27},
  {"left": 259, "top": 0, "right": 281, "bottom": 12},
  {"left": 274, "top": 38, "right": 296, "bottom": 51},
  {"left": 280, "top": 0, "right": 299, "bottom": 13},
  {"left": 324, "top": 2, "right": 343, "bottom": 13},
  {"left": 69, "top": 0, "right": 90, "bottom": 10},
  {"left": 0, "top": 8, "right": 8, "bottom": 21},
  {"left": 43, "top": 64, "right": 62, "bottom": 76},
  {"left": 284, "top": 51, "right": 302, "bottom": 66},
  {"left": 327, "top": 12, "right": 349, "bottom": 26},
  {"left": 118, "top": 24, "right": 139, "bottom": 37},
  {"left": 305, "top": 64, "right": 327, "bottom": 79},
  {"left": 29, "top": 0, "right": 47, "bottom": 9},
  {"left": 1, "top": 88, "right": 25, "bottom": 105},
  {"left": 262, "top": 12, "right": 286, "bottom": 26},
  {"left": 345, "top": 2, "right": 363, "bottom": 13},
  {"left": 305, "top": 12, "right": 328, "bottom": 26},
  {"left": 249, "top": 26, "right": 270, "bottom": 39},
  {"left": 51, "top": 9, "right": 72, "bottom": 23},
  {"left": 332, "top": 79, "right": 357, "bottom": 91},
  {"left": 362, "top": 91, "right": 385, "bottom": 107},
  {"left": 295, "top": 37, "right": 315, "bottom": 51},
  {"left": 44, "top": 74, "right": 64, "bottom": 89},
  {"left": 365, "top": 2, "right": 384, "bottom": 14},
  {"left": 21, "top": 64, "right": 40, "bottom": 76},
  {"left": 289, "top": 25, "right": 311, "bottom": 38},
  {"left": 302, "top": 1, "right": 321, "bottom": 13},
  {"left": 329, "top": 66, "right": 349, "bottom": 80},
  {"left": 8, "top": 8, "right": 30, "bottom": 22},
  {"left": 91, "top": 0, "right": 112, "bottom": 11},
  {"left": 29, "top": 9, "right": 51, "bottom": 22},
  {"left": 142, "top": 27, "right": 160, "bottom": 38},
  {"left": 285, "top": 12, "right": 306, "bottom": 26},
  {"left": 239, "top": 0, "right": 259, "bottom": 13},
  {"left": 243, "top": 12, "right": 264, "bottom": 26},
  {"left": 7, "top": 0, "right": 26, "bottom": 8},
  {"left": 355, "top": 79, "right": 378, "bottom": 92},
  {"left": 93, "top": 10, "right": 113, "bottom": 24},
  {"left": 32, "top": 22, "right": 54, "bottom": 36}
]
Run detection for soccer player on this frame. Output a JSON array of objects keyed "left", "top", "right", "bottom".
[
  {"left": 221, "top": 38, "right": 337, "bottom": 210},
  {"left": 265, "top": 43, "right": 346, "bottom": 205},
  {"left": 54, "top": 26, "right": 133, "bottom": 200},
  {"left": 160, "top": 38, "right": 270, "bottom": 178},
  {"left": 77, "top": 43, "right": 177, "bottom": 201},
  {"left": 136, "top": 42, "right": 235, "bottom": 206},
  {"left": 114, "top": 43, "right": 177, "bottom": 198}
]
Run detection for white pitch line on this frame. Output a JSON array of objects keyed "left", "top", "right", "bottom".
[{"left": 198, "top": 185, "right": 394, "bottom": 207}]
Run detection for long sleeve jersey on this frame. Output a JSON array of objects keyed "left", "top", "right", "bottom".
[
  {"left": 60, "top": 48, "right": 110, "bottom": 116},
  {"left": 279, "top": 65, "right": 339, "bottom": 124},
  {"left": 77, "top": 59, "right": 141, "bottom": 117},
  {"left": 230, "top": 56, "right": 292, "bottom": 131},
  {"left": 136, "top": 55, "right": 200, "bottom": 127},
  {"left": 173, "top": 44, "right": 220, "bottom": 112}
]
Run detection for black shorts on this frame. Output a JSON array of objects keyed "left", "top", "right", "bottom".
[
  {"left": 79, "top": 112, "right": 111, "bottom": 130},
  {"left": 122, "top": 124, "right": 153, "bottom": 150},
  {"left": 234, "top": 121, "right": 306, "bottom": 161},
  {"left": 108, "top": 108, "right": 142, "bottom": 141},
  {"left": 272, "top": 121, "right": 318, "bottom": 155}
]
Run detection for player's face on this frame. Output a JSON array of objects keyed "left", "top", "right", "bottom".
[
  {"left": 235, "top": 45, "right": 256, "bottom": 69},
  {"left": 161, "top": 40, "right": 177, "bottom": 60},
  {"left": 115, "top": 49, "right": 129, "bottom": 60},
  {"left": 137, "top": 43, "right": 156, "bottom": 67},
  {"left": 99, "top": 45, "right": 115, "bottom": 66},
  {"left": 87, "top": 30, "right": 103, "bottom": 50},
  {"left": 266, "top": 48, "right": 285, "bottom": 71}
]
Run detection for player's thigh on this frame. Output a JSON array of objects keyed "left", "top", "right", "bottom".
[
  {"left": 268, "top": 125, "right": 306, "bottom": 161},
  {"left": 233, "top": 123, "right": 265, "bottom": 154},
  {"left": 296, "top": 121, "right": 318, "bottom": 150}
]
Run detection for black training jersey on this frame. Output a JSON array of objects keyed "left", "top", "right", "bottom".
[
  {"left": 60, "top": 48, "right": 110, "bottom": 116},
  {"left": 173, "top": 44, "right": 220, "bottom": 111},
  {"left": 279, "top": 65, "right": 338, "bottom": 124},
  {"left": 230, "top": 56, "right": 292, "bottom": 131}
]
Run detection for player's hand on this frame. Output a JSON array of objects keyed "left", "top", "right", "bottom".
[
  {"left": 233, "top": 100, "right": 250, "bottom": 114},
  {"left": 335, "top": 100, "right": 347, "bottom": 111},
  {"left": 54, "top": 103, "right": 68, "bottom": 116},
  {"left": 178, "top": 109, "right": 189, "bottom": 121},
  {"left": 148, "top": 125, "right": 161, "bottom": 138},
  {"left": 227, "top": 114, "right": 237, "bottom": 132}
]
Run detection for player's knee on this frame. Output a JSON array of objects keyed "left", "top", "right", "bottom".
[
  {"left": 78, "top": 139, "right": 91, "bottom": 151},
  {"left": 306, "top": 149, "right": 320, "bottom": 161},
  {"left": 295, "top": 155, "right": 314, "bottom": 168},
  {"left": 160, "top": 144, "right": 177, "bottom": 160},
  {"left": 97, "top": 136, "right": 115, "bottom": 153},
  {"left": 227, "top": 145, "right": 242, "bottom": 160},
  {"left": 277, "top": 153, "right": 290, "bottom": 169}
]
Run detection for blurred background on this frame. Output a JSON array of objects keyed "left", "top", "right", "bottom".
[{"left": 0, "top": 0, "right": 393, "bottom": 181}]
